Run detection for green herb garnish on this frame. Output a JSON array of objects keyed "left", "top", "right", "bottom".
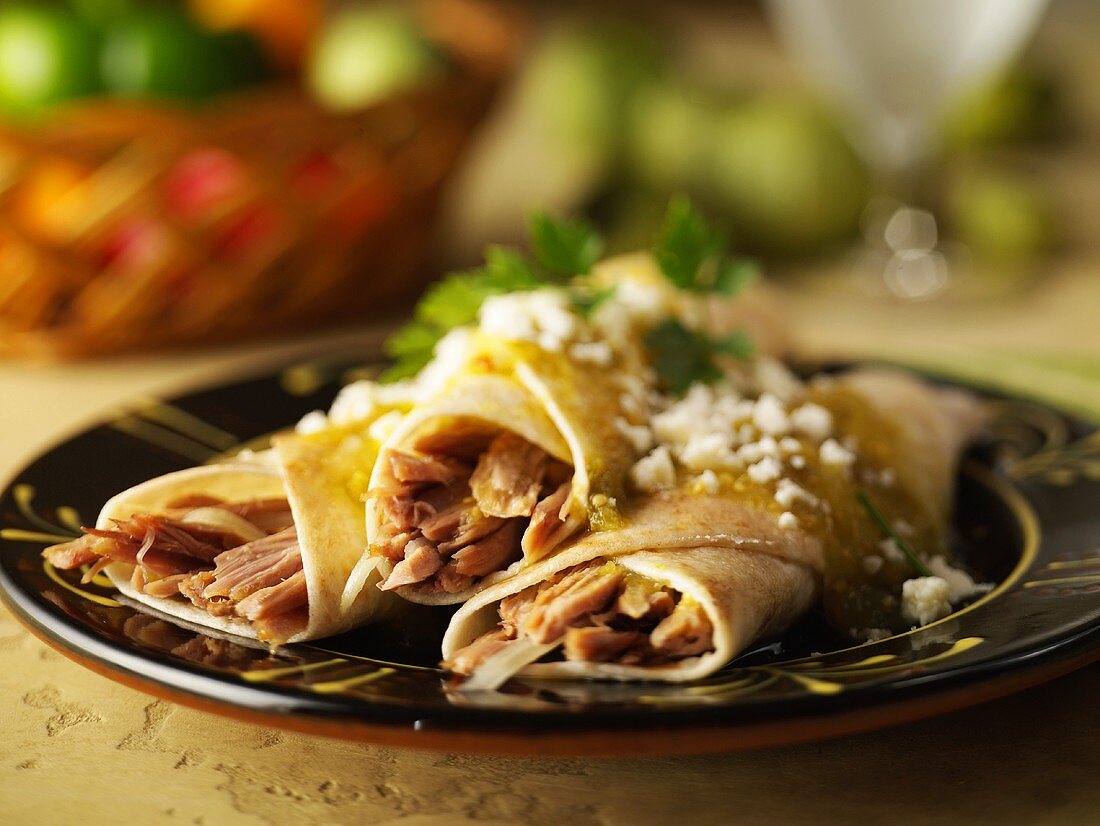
[
  {"left": 644, "top": 197, "right": 758, "bottom": 393},
  {"left": 380, "top": 247, "right": 544, "bottom": 381},
  {"left": 571, "top": 284, "right": 617, "bottom": 319},
  {"left": 652, "top": 195, "right": 759, "bottom": 295},
  {"left": 380, "top": 321, "right": 441, "bottom": 382},
  {"left": 711, "top": 329, "right": 755, "bottom": 360},
  {"left": 645, "top": 320, "right": 755, "bottom": 396},
  {"left": 529, "top": 211, "right": 603, "bottom": 279},
  {"left": 383, "top": 198, "right": 759, "bottom": 386},
  {"left": 382, "top": 215, "right": 602, "bottom": 381},
  {"left": 857, "top": 490, "right": 933, "bottom": 577}
]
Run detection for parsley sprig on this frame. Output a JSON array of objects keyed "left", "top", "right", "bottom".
[
  {"left": 382, "top": 197, "right": 759, "bottom": 389},
  {"left": 653, "top": 195, "right": 759, "bottom": 296},
  {"left": 529, "top": 211, "right": 603, "bottom": 278},
  {"left": 645, "top": 197, "right": 759, "bottom": 394},
  {"left": 857, "top": 490, "right": 933, "bottom": 577},
  {"left": 645, "top": 321, "right": 755, "bottom": 396},
  {"left": 381, "top": 214, "right": 604, "bottom": 381}
]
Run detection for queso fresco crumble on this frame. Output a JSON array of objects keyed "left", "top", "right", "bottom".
[{"left": 619, "top": 363, "right": 992, "bottom": 636}]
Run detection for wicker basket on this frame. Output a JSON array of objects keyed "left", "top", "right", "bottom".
[{"left": 0, "top": 0, "right": 522, "bottom": 358}]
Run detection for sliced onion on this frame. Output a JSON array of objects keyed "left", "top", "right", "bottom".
[
  {"left": 180, "top": 508, "right": 266, "bottom": 543},
  {"left": 340, "top": 555, "right": 381, "bottom": 615},
  {"left": 459, "top": 636, "right": 563, "bottom": 692}
]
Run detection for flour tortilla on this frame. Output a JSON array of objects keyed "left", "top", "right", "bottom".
[
  {"left": 442, "top": 368, "right": 987, "bottom": 682},
  {"left": 362, "top": 254, "right": 791, "bottom": 608},
  {"left": 366, "top": 361, "right": 638, "bottom": 605},
  {"left": 442, "top": 494, "right": 822, "bottom": 682},
  {"left": 103, "top": 435, "right": 400, "bottom": 643}
]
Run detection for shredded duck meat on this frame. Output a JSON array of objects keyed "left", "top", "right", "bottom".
[
  {"left": 445, "top": 559, "right": 716, "bottom": 676},
  {"left": 43, "top": 497, "right": 307, "bottom": 644},
  {"left": 373, "top": 429, "right": 583, "bottom": 594}
]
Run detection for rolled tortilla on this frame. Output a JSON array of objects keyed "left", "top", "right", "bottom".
[
  {"left": 362, "top": 254, "right": 791, "bottom": 605},
  {"left": 56, "top": 420, "right": 402, "bottom": 645},
  {"left": 442, "top": 368, "right": 986, "bottom": 685},
  {"left": 364, "top": 348, "right": 640, "bottom": 605}
]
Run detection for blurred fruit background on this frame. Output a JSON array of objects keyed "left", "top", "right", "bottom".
[
  {"left": 443, "top": 4, "right": 1069, "bottom": 277},
  {"left": 0, "top": 0, "right": 520, "bottom": 356},
  {"left": 0, "top": 0, "right": 1096, "bottom": 396}
]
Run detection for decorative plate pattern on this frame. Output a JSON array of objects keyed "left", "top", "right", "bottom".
[{"left": 2, "top": 356, "right": 1099, "bottom": 755}]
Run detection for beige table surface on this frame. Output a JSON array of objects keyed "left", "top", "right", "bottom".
[{"left": 1, "top": 277, "right": 1099, "bottom": 824}]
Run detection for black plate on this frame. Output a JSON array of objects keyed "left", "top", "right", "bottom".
[{"left": 2, "top": 355, "right": 1100, "bottom": 755}]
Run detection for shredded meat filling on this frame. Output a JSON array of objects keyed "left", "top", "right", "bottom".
[
  {"left": 374, "top": 431, "right": 583, "bottom": 594},
  {"left": 445, "top": 560, "right": 716, "bottom": 676},
  {"left": 43, "top": 497, "right": 307, "bottom": 644},
  {"left": 469, "top": 432, "right": 548, "bottom": 518}
]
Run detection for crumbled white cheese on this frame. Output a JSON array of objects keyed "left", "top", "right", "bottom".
[
  {"left": 863, "top": 555, "right": 884, "bottom": 575},
  {"left": 779, "top": 437, "right": 802, "bottom": 455},
  {"left": 569, "top": 340, "right": 614, "bottom": 366},
  {"left": 613, "top": 277, "right": 667, "bottom": 322},
  {"left": 592, "top": 278, "right": 668, "bottom": 347},
  {"left": 752, "top": 393, "right": 791, "bottom": 436},
  {"left": 878, "top": 538, "right": 906, "bottom": 563},
  {"left": 927, "top": 556, "right": 994, "bottom": 602},
  {"left": 614, "top": 417, "right": 655, "bottom": 454},
  {"left": 754, "top": 356, "right": 802, "bottom": 401},
  {"left": 320, "top": 376, "right": 421, "bottom": 429},
  {"left": 617, "top": 371, "right": 651, "bottom": 403},
  {"left": 711, "top": 388, "right": 744, "bottom": 421},
  {"left": 630, "top": 445, "right": 676, "bottom": 492},
  {"left": 774, "top": 479, "right": 818, "bottom": 510},
  {"left": 736, "top": 423, "right": 758, "bottom": 445},
  {"left": 368, "top": 410, "right": 404, "bottom": 442},
  {"left": 737, "top": 436, "right": 781, "bottom": 465},
  {"left": 695, "top": 469, "right": 720, "bottom": 495},
  {"left": 414, "top": 327, "right": 476, "bottom": 399},
  {"left": 778, "top": 511, "right": 798, "bottom": 529},
  {"left": 650, "top": 383, "right": 715, "bottom": 445},
  {"left": 747, "top": 456, "right": 783, "bottom": 484},
  {"left": 326, "top": 381, "right": 381, "bottom": 426},
  {"left": 894, "top": 519, "right": 915, "bottom": 537},
  {"left": 679, "top": 432, "right": 739, "bottom": 471},
  {"left": 478, "top": 289, "right": 578, "bottom": 352},
  {"left": 790, "top": 455, "right": 806, "bottom": 469},
  {"left": 295, "top": 410, "right": 329, "bottom": 435},
  {"left": 790, "top": 403, "right": 834, "bottom": 442},
  {"left": 901, "top": 576, "right": 953, "bottom": 626},
  {"left": 618, "top": 393, "right": 645, "bottom": 419},
  {"left": 736, "top": 398, "right": 758, "bottom": 417},
  {"left": 820, "top": 438, "right": 856, "bottom": 466}
]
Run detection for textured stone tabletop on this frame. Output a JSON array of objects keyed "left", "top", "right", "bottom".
[{"left": 1, "top": 306, "right": 1098, "bottom": 824}]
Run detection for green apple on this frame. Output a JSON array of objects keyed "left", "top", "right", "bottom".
[
  {"left": 0, "top": 4, "right": 101, "bottom": 118},
  {"left": 100, "top": 8, "right": 269, "bottom": 101},
  {"left": 702, "top": 98, "right": 869, "bottom": 255},
  {"left": 948, "top": 167, "right": 1055, "bottom": 263},
  {"left": 307, "top": 6, "right": 442, "bottom": 112}
]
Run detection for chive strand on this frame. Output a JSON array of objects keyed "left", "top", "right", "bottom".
[{"left": 857, "top": 490, "right": 933, "bottom": 577}]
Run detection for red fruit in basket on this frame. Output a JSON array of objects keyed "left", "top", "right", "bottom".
[
  {"left": 327, "top": 178, "right": 398, "bottom": 241},
  {"left": 213, "top": 202, "right": 285, "bottom": 261},
  {"left": 290, "top": 150, "right": 342, "bottom": 201},
  {"left": 97, "top": 217, "right": 168, "bottom": 272},
  {"left": 162, "top": 266, "right": 201, "bottom": 302},
  {"left": 163, "top": 148, "right": 246, "bottom": 222}
]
